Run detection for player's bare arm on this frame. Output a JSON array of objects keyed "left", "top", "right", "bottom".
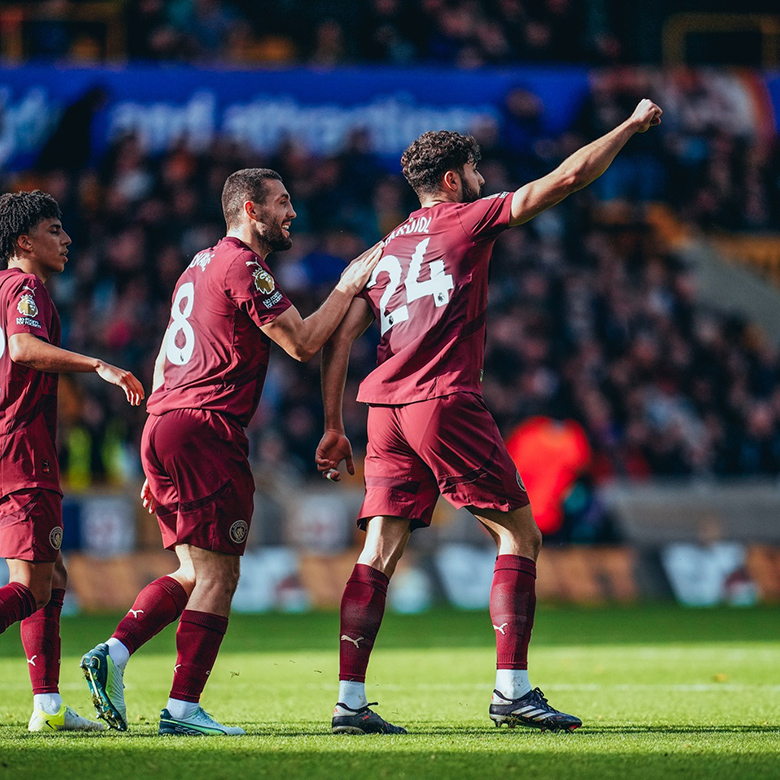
[
  {"left": 261, "top": 243, "right": 381, "bottom": 362},
  {"left": 8, "top": 333, "right": 145, "bottom": 406},
  {"left": 316, "top": 297, "right": 375, "bottom": 482},
  {"left": 508, "top": 98, "right": 663, "bottom": 227}
]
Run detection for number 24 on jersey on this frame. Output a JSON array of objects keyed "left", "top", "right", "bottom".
[{"left": 368, "top": 238, "right": 454, "bottom": 335}]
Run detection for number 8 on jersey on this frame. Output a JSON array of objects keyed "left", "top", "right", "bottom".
[{"left": 166, "top": 282, "right": 196, "bottom": 365}]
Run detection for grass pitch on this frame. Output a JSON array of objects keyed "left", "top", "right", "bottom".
[{"left": 1, "top": 605, "right": 778, "bottom": 779}]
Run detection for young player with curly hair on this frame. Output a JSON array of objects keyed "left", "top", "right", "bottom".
[
  {"left": 317, "top": 99, "right": 662, "bottom": 734},
  {"left": 0, "top": 190, "right": 144, "bottom": 732}
]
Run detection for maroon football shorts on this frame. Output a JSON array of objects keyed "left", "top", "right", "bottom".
[
  {"left": 359, "top": 392, "right": 529, "bottom": 530},
  {"left": 0, "top": 489, "right": 63, "bottom": 562},
  {"left": 141, "top": 409, "right": 255, "bottom": 555}
]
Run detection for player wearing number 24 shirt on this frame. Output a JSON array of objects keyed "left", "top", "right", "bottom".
[
  {"left": 81, "top": 168, "right": 381, "bottom": 737},
  {"left": 317, "top": 99, "right": 663, "bottom": 734}
]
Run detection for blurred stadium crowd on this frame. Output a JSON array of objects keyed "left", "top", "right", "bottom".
[
  {"left": 4, "top": 83, "right": 777, "bottom": 497},
  {"left": 3, "top": 1, "right": 780, "bottom": 523},
  {"left": 25, "top": 0, "right": 632, "bottom": 66},
  {"left": 15, "top": 0, "right": 778, "bottom": 69},
  {"left": 124, "top": 0, "right": 626, "bottom": 67}
]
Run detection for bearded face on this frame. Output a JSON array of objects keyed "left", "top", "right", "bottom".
[
  {"left": 461, "top": 177, "right": 482, "bottom": 203},
  {"left": 256, "top": 209, "right": 293, "bottom": 251},
  {"left": 458, "top": 161, "right": 484, "bottom": 204}
]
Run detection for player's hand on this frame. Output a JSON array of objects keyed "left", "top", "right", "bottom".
[
  {"left": 336, "top": 242, "right": 383, "bottom": 296},
  {"left": 140, "top": 478, "right": 157, "bottom": 514},
  {"left": 95, "top": 360, "right": 145, "bottom": 406},
  {"left": 630, "top": 98, "right": 662, "bottom": 133},
  {"left": 315, "top": 429, "right": 355, "bottom": 482}
]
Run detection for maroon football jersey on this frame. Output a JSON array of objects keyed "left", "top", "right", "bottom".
[
  {"left": 357, "top": 192, "right": 513, "bottom": 405},
  {"left": 147, "top": 237, "right": 292, "bottom": 426},
  {"left": 0, "top": 269, "right": 61, "bottom": 495}
]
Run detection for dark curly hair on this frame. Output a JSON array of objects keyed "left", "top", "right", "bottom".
[
  {"left": 221, "top": 168, "right": 283, "bottom": 229},
  {"left": 0, "top": 190, "right": 62, "bottom": 267},
  {"left": 401, "top": 131, "right": 481, "bottom": 197}
]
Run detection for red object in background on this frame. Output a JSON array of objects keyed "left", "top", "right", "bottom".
[{"left": 505, "top": 417, "right": 591, "bottom": 535}]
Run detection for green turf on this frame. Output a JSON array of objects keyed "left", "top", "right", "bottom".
[{"left": 1, "top": 605, "right": 778, "bottom": 779}]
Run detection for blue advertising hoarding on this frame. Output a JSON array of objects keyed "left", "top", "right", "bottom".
[{"left": 0, "top": 65, "right": 590, "bottom": 170}]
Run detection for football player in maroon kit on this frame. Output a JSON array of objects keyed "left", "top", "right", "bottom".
[
  {"left": 317, "top": 99, "right": 663, "bottom": 734},
  {"left": 0, "top": 190, "right": 144, "bottom": 732},
  {"left": 81, "top": 168, "right": 381, "bottom": 736}
]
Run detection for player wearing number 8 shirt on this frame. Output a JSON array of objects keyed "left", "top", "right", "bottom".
[
  {"left": 318, "top": 99, "right": 663, "bottom": 734},
  {"left": 81, "top": 169, "right": 381, "bottom": 737}
]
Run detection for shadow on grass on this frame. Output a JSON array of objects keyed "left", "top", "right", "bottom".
[{"left": 48, "top": 723, "right": 772, "bottom": 738}]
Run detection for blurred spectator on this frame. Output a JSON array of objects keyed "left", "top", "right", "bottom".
[
  {"left": 37, "top": 87, "right": 108, "bottom": 174},
  {"left": 506, "top": 416, "right": 592, "bottom": 536},
  {"left": 169, "top": 0, "right": 245, "bottom": 59},
  {"left": 309, "top": 19, "right": 352, "bottom": 66},
  {"left": 19, "top": 0, "right": 635, "bottom": 67},
  {"left": 1, "top": 72, "right": 779, "bottom": 500},
  {"left": 26, "top": 0, "right": 71, "bottom": 60},
  {"left": 125, "top": 0, "right": 249, "bottom": 61},
  {"left": 359, "top": 0, "right": 419, "bottom": 64}
]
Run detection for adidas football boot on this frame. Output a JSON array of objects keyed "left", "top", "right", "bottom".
[{"left": 489, "top": 687, "right": 582, "bottom": 732}]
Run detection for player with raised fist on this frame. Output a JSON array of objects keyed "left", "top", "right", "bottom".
[{"left": 317, "top": 99, "right": 662, "bottom": 735}]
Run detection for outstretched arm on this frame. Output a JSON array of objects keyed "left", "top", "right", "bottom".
[
  {"left": 509, "top": 98, "right": 663, "bottom": 227},
  {"left": 8, "top": 333, "right": 144, "bottom": 406},
  {"left": 315, "top": 296, "right": 374, "bottom": 481},
  {"left": 261, "top": 243, "right": 381, "bottom": 362}
]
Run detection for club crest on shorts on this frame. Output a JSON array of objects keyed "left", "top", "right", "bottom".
[
  {"left": 229, "top": 520, "right": 249, "bottom": 544},
  {"left": 17, "top": 293, "right": 38, "bottom": 318},
  {"left": 516, "top": 471, "right": 527, "bottom": 491},
  {"left": 49, "top": 526, "right": 63, "bottom": 550}
]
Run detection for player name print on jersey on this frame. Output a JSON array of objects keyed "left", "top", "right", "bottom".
[
  {"left": 189, "top": 249, "right": 215, "bottom": 271},
  {"left": 384, "top": 215, "right": 432, "bottom": 243}
]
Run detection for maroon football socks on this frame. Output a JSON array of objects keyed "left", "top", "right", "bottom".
[
  {"left": 490, "top": 555, "right": 537, "bottom": 670},
  {"left": 169, "top": 610, "right": 229, "bottom": 703},
  {"left": 20, "top": 587, "right": 64, "bottom": 694},
  {"left": 112, "top": 575, "right": 189, "bottom": 655},
  {"left": 338, "top": 563, "right": 389, "bottom": 683},
  {"left": 0, "top": 581, "right": 37, "bottom": 635}
]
